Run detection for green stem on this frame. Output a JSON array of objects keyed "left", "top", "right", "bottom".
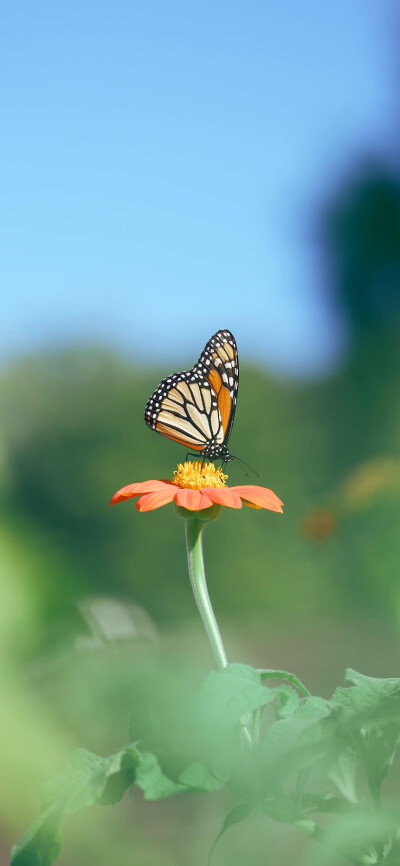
[
  {"left": 184, "top": 519, "right": 228, "bottom": 671},
  {"left": 184, "top": 517, "right": 252, "bottom": 746}
]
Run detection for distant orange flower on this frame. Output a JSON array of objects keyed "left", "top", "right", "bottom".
[
  {"left": 301, "top": 507, "right": 337, "bottom": 540},
  {"left": 110, "top": 461, "right": 283, "bottom": 514}
]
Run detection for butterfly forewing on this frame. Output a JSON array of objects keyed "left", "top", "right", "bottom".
[
  {"left": 195, "top": 329, "right": 239, "bottom": 444},
  {"left": 144, "top": 329, "right": 239, "bottom": 460}
]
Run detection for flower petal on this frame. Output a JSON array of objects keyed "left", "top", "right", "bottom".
[
  {"left": 135, "top": 488, "right": 176, "bottom": 512},
  {"left": 174, "top": 488, "right": 214, "bottom": 510},
  {"left": 109, "top": 480, "right": 170, "bottom": 506},
  {"left": 231, "top": 485, "right": 283, "bottom": 513},
  {"left": 203, "top": 487, "right": 243, "bottom": 509}
]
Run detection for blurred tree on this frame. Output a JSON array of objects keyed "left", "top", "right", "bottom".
[
  {"left": 316, "top": 159, "right": 400, "bottom": 472},
  {"left": 322, "top": 159, "right": 400, "bottom": 335}
]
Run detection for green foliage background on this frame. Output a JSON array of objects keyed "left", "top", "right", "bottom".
[{"left": 2, "top": 333, "right": 400, "bottom": 638}]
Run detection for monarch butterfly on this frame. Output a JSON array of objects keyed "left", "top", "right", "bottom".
[{"left": 144, "top": 329, "right": 239, "bottom": 463}]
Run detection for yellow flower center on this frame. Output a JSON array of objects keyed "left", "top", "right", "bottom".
[{"left": 172, "top": 461, "right": 228, "bottom": 490}]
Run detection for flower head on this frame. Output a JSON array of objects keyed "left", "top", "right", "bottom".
[{"left": 109, "top": 461, "right": 283, "bottom": 515}]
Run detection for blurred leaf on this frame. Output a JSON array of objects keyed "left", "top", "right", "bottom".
[
  {"left": 361, "top": 724, "right": 400, "bottom": 792},
  {"left": 11, "top": 745, "right": 140, "bottom": 866},
  {"left": 135, "top": 752, "right": 187, "bottom": 800},
  {"left": 273, "top": 684, "right": 301, "bottom": 718},
  {"left": 345, "top": 668, "right": 400, "bottom": 697},
  {"left": 259, "top": 697, "right": 334, "bottom": 788},
  {"left": 258, "top": 668, "right": 311, "bottom": 697},
  {"left": 299, "top": 791, "right": 356, "bottom": 815},
  {"left": 177, "top": 760, "right": 225, "bottom": 792},
  {"left": 332, "top": 669, "right": 400, "bottom": 789},
  {"left": 328, "top": 747, "right": 359, "bottom": 802},
  {"left": 198, "top": 664, "right": 291, "bottom": 736},
  {"left": 10, "top": 809, "right": 62, "bottom": 866},
  {"left": 332, "top": 668, "right": 400, "bottom": 727},
  {"left": 297, "top": 808, "right": 399, "bottom": 866},
  {"left": 379, "top": 839, "right": 400, "bottom": 864},
  {"left": 208, "top": 803, "right": 253, "bottom": 865}
]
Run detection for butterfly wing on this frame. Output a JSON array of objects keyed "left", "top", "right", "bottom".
[
  {"left": 144, "top": 329, "right": 238, "bottom": 454},
  {"left": 195, "top": 329, "right": 239, "bottom": 445},
  {"left": 145, "top": 370, "right": 222, "bottom": 451}
]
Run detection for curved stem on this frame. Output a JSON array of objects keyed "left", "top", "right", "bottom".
[{"left": 185, "top": 519, "right": 228, "bottom": 671}]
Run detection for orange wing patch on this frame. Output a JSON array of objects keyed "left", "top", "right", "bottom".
[
  {"left": 208, "top": 368, "right": 222, "bottom": 395},
  {"left": 217, "top": 386, "right": 232, "bottom": 434},
  {"left": 207, "top": 368, "right": 232, "bottom": 435}
]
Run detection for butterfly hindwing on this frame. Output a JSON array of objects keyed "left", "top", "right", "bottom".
[
  {"left": 145, "top": 373, "right": 220, "bottom": 450},
  {"left": 144, "top": 329, "right": 238, "bottom": 460}
]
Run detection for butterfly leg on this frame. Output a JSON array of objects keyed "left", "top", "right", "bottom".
[{"left": 185, "top": 451, "right": 201, "bottom": 463}]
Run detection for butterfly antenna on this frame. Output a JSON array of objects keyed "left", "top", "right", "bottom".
[{"left": 231, "top": 455, "right": 260, "bottom": 479}]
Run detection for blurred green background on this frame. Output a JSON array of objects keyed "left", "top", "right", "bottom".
[
  {"left": 3, "top": 160, "right": 400, "bottom": 862},
  {"left": 2, "top": 2, "right": 400, "bottom": 864}
]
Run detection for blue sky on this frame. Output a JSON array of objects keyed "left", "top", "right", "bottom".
[{"left": 1, "top": 1, "right": 398, "bottom": 376}]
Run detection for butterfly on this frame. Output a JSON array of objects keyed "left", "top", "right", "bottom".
[{"left": 144, "top": 329, "right": 239, "bottom": 463}]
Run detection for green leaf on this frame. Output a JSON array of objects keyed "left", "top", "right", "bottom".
[
  {"left": 177, "top": 761, "right": 225, "bottom": 792},
  {"left": 259, "top": 696, "right": 335, "bottom": 788},
  {"left": 11, "top": 745, "right": 140, "bottom": 866},
  {"left": 332, "top": 668, "right": 400, "bottom": 789},
  {"left": 208, "top": 803, "right": 253, "bottom": 865},
  {"left": 379, "top": 840, "right": 400, "bottom": 864},
  {"left": 199, "top": 664, "right": 292, "bottom": 738},
  {"left": 10, "top": 808, "right": 62, "bottom": 866},
  {"left": 42, "top": 746, "right": 139, "bottom": 811},
  {"left": 362, "top": 724, "right": 400, "bottom": 791},
  {"left": 258, "top": 669, "right": 311, "bottom": 698},
  {"left": 345, "top": 669, "right": 400, "bottom": 692},
  {"left": 299, "top": 791, "right": 358, "bottom": 815},
  {"left": 135, "top": 752, "right": 187, "bottom": 800},
  {"left": 333, "top": 669, "right": 400, "bottom": 726},
  {"left": 328, "top": 747, "right": 359, "bottom": 802},
  {"left": 274, "top": 684, "right": 300, "bottom": 718}
]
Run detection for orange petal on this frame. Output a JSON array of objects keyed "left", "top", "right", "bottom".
[
  {"left": 174, "top": 488, "right": 214, "bottom": 510},
  {"left": 231, "top": 485, "right": 284, "bottom": 513},
  {"left": 135, "top": 488, "right": 176, "bottom": 511},
  {"left": 109, "top": 480, "right": 169, "bottom": 506},
  {"left": 204, "top": 487, "right": 243, "bottom": 509}
]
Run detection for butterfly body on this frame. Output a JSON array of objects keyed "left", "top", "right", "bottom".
[{"left": 144, "top": 329, "right": 239, "bottom": 463}]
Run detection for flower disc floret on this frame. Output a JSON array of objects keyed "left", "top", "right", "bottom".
[{"left": 172, "top": 461, "right": 228, "bottom": 490}]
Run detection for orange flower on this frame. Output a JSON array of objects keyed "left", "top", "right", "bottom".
[{"left": 109, "top": 461, "right": 283, "bottom": 514}]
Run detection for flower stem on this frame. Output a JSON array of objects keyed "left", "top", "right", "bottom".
[{"left": 184, "top": 519, "right": 228, "bottom": 671}]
